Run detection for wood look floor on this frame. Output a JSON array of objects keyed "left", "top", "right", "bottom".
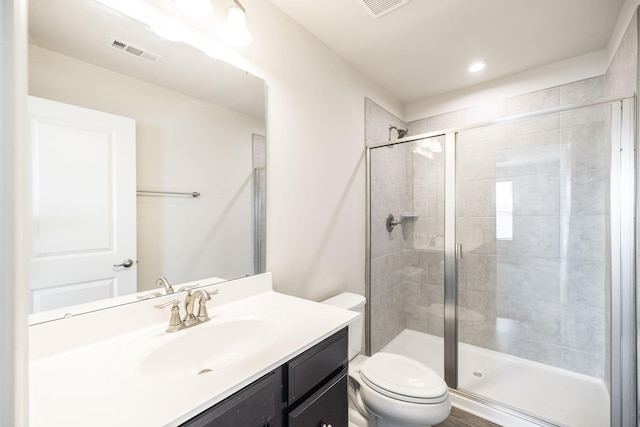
[{"left": 433, "top": 407, "right": 502, "bottom": 427}]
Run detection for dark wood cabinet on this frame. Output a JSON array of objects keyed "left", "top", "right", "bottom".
[
  {"left": 180, "top": 367, "right": 284, "bottom": 427},
  {"left": 288, "top": 368, "right": 348, "bottom": 427},
  {"left": 180, "top": 328, "right": 348, "bottom": 427}
]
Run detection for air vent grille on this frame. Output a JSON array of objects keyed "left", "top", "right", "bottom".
[
  {"left": 106, "top": 37, "right": 161, "bottom": 63},
  {"left": 358, "top": 0, "right": 411, "bottom": 18}
]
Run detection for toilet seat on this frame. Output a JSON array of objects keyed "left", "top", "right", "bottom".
[{"left": 359, "top": 352, "right": 448, "bottom": 404}]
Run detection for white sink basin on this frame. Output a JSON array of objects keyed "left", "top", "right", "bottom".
[{"left": 108, "top": 309, "right": 291, "bottom": 380}]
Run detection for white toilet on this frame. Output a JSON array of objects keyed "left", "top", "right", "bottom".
[{"left": 323, "top": 293, "right": 451, "bottom": 427}]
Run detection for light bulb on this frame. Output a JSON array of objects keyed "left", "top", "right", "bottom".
[
  {"left": 220, "top": 5, "right": 252, "bottom": 47},
  {"left": 173, "top": 0, "right": 213, "bottom": 18},
  {"left": 468, "top": 60, "right": 487, "bottom": 73}
]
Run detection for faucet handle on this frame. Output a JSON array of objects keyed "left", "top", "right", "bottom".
[
  {"left": 154, "top": 300, "right": 183, "bottom": 333},
  {"left": 177, "top": 284, "right": 198, "bottom": 292},
  {"left": 199, "top": 289, "right": 219, "bottom": 300},
  {"left": 137, "top": 291, "right": 163, "bottom": 300},
  {"left": 195, "top": 289, "right": 219, "bottom": 323}
]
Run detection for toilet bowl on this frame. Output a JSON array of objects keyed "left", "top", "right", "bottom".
[
  {"left": 351, "top": 353, "right": 450, "bottom": 427},
  {"left": 322, "top": 293, "right": 451, "bottom": 427}
]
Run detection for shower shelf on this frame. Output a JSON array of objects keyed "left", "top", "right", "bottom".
[{"left": 401, "top": 212, "right": 418, "bottom": 218}]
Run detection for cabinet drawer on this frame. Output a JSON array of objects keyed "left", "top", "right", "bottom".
[
  {"left": 287, "top": 328, "right": 347, "bottom": 404},
  {"left": 288, "top": 367, "right": 348, "bottom": 427},
  {"left": 181, "top": 368, "right": 283, "bottom": 427}
]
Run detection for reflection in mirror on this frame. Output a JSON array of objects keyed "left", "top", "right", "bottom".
[{"left": 27, "top": 0, "right": 266, "bottom": 322}]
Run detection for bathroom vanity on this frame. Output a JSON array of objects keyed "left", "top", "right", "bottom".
[
  {"left": 28, "top": 273, "right": 356, "bottom": 426},
  {"left": 182, "top": 328, "right": 348, "bottom": 426}
]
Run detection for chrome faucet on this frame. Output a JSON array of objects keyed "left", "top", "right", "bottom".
[
  {"left": 156, "top": 288, "right": 219, "bottom": 332},
  {"left": 183, "top": 289, "right": 218, "bottom": 327},
  {"left": 183, "top": 290, "right": 199, "bottom": 328},
  {"left": 136, "top": 276, "right": 176, "bottom": 300},
  {"left": 156, "top": 276, "right": 174, "bottom": 294}
]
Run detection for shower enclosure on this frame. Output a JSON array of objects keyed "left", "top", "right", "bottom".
[{"left": 366, "top": 98, "right": 636, "bottom": 426}]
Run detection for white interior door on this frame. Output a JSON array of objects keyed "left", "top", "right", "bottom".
[{"left": 27, "top": 96, "right": 137, "bottom": 313}]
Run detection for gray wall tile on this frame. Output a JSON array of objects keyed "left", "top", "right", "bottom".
[
  {"left": 496, "top": 257, "right": 561, "bottom": 302},
  {"left": 561, "top": 305, "right": 606, "bottom": 353},
  {"left": 371, "top": 251, "right": 406, "bottom": 297},
  {"left": 561, "top": 347, "right": 605, "bottom": 378},
  {"left": 507, "top": 87, "right": 561, "bottom": 116},
  {"left": 559, "top": 76, "right": 605, "bottom": 105},
  {"left": 605, "top": 11, "right": 637, "bottom": 98},
  {"left": 371, "top": 284, "right": 406, "bottom": 353}
]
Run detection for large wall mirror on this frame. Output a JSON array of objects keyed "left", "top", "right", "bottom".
[{"left": 27, "top": 0, "right": 266, "bottom": 322}]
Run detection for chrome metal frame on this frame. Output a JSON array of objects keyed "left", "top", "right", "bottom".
[
  {"left": 253, "top": 167, "right": 265, "bottom": 274},
  {"left": 610, "top": 98, "right": 637, "bottom": 427},
  {"left": 364, "top": 95, "right": 637, "bottom": 426},
  {"left": 443, "top": 132, "right": 458, "bottom": 387},
  {"left": 451, "top": 389, "right": 559, "bottom": 427},
  {"left": 365, "top": 146, "right": 372, "bottom": 355}
]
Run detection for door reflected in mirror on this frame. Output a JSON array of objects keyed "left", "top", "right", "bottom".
[{"left": 27, "top": 0, "right": 266, "bottom": 321}]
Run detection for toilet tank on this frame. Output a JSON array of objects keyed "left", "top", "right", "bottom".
[{"left": 322, "top": 292, "right": 366, "bottom": 360}]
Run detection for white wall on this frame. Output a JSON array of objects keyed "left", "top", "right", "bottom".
[
  {"left": 29, "top": 46, "right": 265, "bottom": 291},
  {"left": 231, "top": 0, "right": 402, "bottom": 301},
  {"left": 1, "top": 1, "right": 28, "bottom": 425}
]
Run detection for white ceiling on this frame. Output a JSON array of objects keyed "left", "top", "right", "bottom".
[{"left": 268, "top": 0, "right": 626, "bottom": 105}]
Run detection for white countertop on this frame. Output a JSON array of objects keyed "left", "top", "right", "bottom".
[{"left": 29, "top": 273, "right": 358, "bottom": 426}]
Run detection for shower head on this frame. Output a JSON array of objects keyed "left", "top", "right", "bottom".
[{"left": 389, "top": 125, "right": 409, "bottom": 140}]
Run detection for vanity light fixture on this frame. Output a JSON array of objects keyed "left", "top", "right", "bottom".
[
  {"left": 96, "top": 0, "right": 250, "bottom": 65},
  {"left": 468, "top": 60, "right": 487, "bottom": 73},
  {"left": 220, "top": 0, "right": 253, "bottom": 47},
  {"left": 173, "top": 0, "right": 213, "bottom": 18}
]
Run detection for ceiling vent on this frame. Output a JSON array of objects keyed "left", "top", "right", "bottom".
[
  {"left": 358, "top": 0, "right": 411, "bottom": 18},
  {"left": 106, "top": 37, "right": 161, "bottom": 63}
]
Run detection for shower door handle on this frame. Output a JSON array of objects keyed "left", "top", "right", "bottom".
[{"left": 455, "top": 243, "right": 463, "bottom": 260}]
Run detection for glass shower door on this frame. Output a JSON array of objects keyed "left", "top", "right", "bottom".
[
  {"left": 368, "top": 136, "right": 446, "bottom": 375},
  {"left": 454, "top": 103, "right": 613, "bottom": 426}
]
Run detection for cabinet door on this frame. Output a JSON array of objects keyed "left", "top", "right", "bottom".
[
  {"left": 288, "top": 328, "right": 348, "bottom": 404},
  {"left": 288, "top": 368, "right": 348, "bottom": 427},
  {"left": 181, "top": 368, "right": 283, "bottom": 427}
]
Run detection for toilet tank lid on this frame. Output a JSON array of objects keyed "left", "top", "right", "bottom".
[{"left": 322, "top": 292, "right": 365, "bottom": 310}]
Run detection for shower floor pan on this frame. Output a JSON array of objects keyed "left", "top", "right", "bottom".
[{"left": 381, "top": 329, "right": 609, "bottom": 427}]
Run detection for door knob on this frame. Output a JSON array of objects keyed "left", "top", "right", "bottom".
[{"left": 113, "top": 258, "right": 134, "bottom": 268}]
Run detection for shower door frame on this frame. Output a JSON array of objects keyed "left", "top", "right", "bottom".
[{"left": 365, "top": 96, "right": 637, "bottom": 426}]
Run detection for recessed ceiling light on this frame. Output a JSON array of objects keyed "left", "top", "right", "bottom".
[{"left": 468, "top": 60, "right": 487, "bottom": 73}]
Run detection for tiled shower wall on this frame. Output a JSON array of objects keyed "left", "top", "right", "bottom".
[
  {"left": 453, "top": 104, "right": 610, "bottom": 378},
  {"left": 366, "top": 99, "right": 409, "bottom": 352}
]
